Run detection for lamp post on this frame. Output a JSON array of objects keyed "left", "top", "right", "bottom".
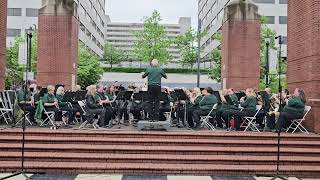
[
  {"left": 196, "top": 19, "right": 201, "bottom": 88},
  {"left": 26, "top": 27, "right": 33, "bottom": 81},
  {"left": 265, "top": 35, "right": 270, "bottom": 87}
]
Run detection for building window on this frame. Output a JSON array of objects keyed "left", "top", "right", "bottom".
[
  {"left": 7, "top": 8, "right": 22, "bottom": 16},
  {"left": 7, "top": 29, "right": 21, "bottom": 37},
  {"left": 265, "top": 16, "right": 275, "bottom": 24},
  {"left": 279, "top": 16, "right": 287, "bottom": 24},
  {"left": 26, "top": 8, "right": 38, "bottom": 17},
  {"left": 253, "top": 0, "right": 275, "bottom": 3},
  {"left": 80, "top": 23, "right": 86, "bottom": 33},
  {"left": 279, "top": 0, "right": 288, "bottom": 4}
]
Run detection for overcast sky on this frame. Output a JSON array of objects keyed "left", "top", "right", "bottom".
[{"left": 105, "top": 0, "right": 198, "bottom": 28}]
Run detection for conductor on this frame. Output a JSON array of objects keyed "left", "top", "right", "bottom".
[{"left": 142, "top": 59, "right": 167, "bottom": 121}]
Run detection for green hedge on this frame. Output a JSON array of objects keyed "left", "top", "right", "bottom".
[{"left": 103, "top": 67, "right": 210, "bottom": 74}]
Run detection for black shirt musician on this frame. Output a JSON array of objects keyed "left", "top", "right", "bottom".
[{"left": 142, "top": 59, "right": 167, "bottom": 121}]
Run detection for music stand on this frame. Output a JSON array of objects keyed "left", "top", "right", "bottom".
[
  {"left": 39, "top": 88, "right": 48, "bottom": 97},
  {"left": 172, "top": 89, "right": 189, "bottom": 127},
  {"left": 213, "top": 91, "right": 222, "bottom": 103},
  {"left": 235, "top": 92, "right": 246, "bottom": 100},
  {"left": 224, "top": 95, "right": 233, "bottom": 105},
  {"left": 74, "top": 91, "right": 86, "bottom": 101},
  {"left": 159, "top": 92, "right": 168, "bottom": 101},
  {"left": 123, "top": 91, "right": 133, "bottom": 101},
  {"left": 61, "top": 92, "right": 75, "bottom": 102}
]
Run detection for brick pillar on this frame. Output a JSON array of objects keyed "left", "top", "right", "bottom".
[
  {"left": 221, "top": 0, "right": 261, "bottom": 91},
  {"left": 288, "top": 0, "right": 320, "bottom": 133},
  {"left": 0, "top": 0, "right": 7, "bottom": 90},
  {"left": 37, "top": 0, "right": 79, "bottom": 90}
]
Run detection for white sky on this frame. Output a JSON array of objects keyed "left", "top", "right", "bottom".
[{"left": 105, "top": 0, "right": 198, "bottom": 28}]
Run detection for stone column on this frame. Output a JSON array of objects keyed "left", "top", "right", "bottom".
[
  {"left": 37, "top": 0, "right": 79, "bottom": 90},
  {"left": 0, "top": 0, "right": 7, "bottom": 90},
  {"left": 221, "top": 0, "right": 261, "bottom": 91},
  {"left": 287, "top": 0, "right": 320, "bottom": 132}
]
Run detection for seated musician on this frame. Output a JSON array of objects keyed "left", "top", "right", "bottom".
[
  {"left": 33, "top": 86, "right": 42, "bottom": 105},
  {"left": 159, "top": 88, "right": 174, "bottom": 121},
  {"left": 215, "top": 88, "right": 239, "bottom": 129},
  {"left": 42, "top": 85, "right": 61, "bottom": 122},
  {"left": 17, "top": 85, "right": 36, "bottom": 124},
  {"left": 85, "top": 85, "right": 106, "bottom": 128},
  {"left": 56, "top": 86, "right": 76, "bottom": 125},
  {"left": 229, "top": 88, "right": 257, "bottom": 131},
  {"left": 97, "top": 85, "right": 113, "bottom": 127},
  {"left": 192, "top": 87, "right": 218, "bottom": 129},
  {"left": 176, "top": 88, "right": 202, "bottom": 128},
  {"left": 272, "top": 88, "right": 306, "bottom": 131}
]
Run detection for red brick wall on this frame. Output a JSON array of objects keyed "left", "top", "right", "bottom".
[
  {"left": 287, "top": 0, "right": 320, "bottom": 99},
  {"left": 288, "top": 0, "right": 320, "bottom": 133},
  {"left": 0, "top": 0, "right": 7, "bottom": 90},
  {"left": 222, "top": 19, "right": 261, "bottom": 91},
  {"left": 37, "top": 15, "right": 79, "bottom": 90}
]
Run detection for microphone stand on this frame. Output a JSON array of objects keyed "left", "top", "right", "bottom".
[{"left": 271, "top": 35, "right": 287, "bottom": 180}]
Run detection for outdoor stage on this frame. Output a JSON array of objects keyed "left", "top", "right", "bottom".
[{"left": 0, "top": 128, "right": 319, "bottom": 178}]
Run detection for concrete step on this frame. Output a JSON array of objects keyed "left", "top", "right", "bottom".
[
  {"left": 1, "top": 135, "right": 319, "bottom": 148},
  {"left": 2, "top": 129, "right": 320, "bottom": 141},
  {"left": 0, "top": 152, "right": 320, "bottom": 166},
  {"left": 1, "top": 161, "right": 320, "bottom": 177},
  {"left": 0, "top": 143, "right": 320, "bottom": 156}
]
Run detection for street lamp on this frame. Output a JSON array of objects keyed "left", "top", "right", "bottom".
[
  {"left": 26, "top": 27, "right": 33, "bottom": 78},
  {"left": 265, "top": 34, "right": 270, "bottom": 87},
  {"left": 196, "top": 18, "right": 201, "bottom": 88}
]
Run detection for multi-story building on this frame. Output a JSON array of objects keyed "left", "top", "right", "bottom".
[
  {"left": 105, "top": 17, "right": 191, "bottom": 67},
  {"left": 199, "top": 0, "right": 287, "bottom": 66},
  {"left": 6, "top": 0, "right": 107, "bottom": 57}
]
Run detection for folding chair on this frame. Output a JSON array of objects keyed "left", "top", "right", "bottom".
[
  {"left": 242, "top": 105, "right": 262, "bottom": 132},
  {"left": 0, "top": 91, "right": 14, "bottom": 125},
  {"left": 164, "top": 102, "right": 174, "bottom": 125},
  {"left": 200, "top": 104, "right": 218, "bottom": 131},
  {"left": 286, "top": 106, "right": 311, "bottom": 134},
  {"left": 78, "top": 101, "right": 99, "bottom": 129},
  {"left": 15, "top": 112, "right": 33, "bottom": 126},
  {"left": 40, "top": 108, "right": 56, "bottom": 129}
]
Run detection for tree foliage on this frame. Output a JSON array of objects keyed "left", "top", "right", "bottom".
[
  {"left": 5, "top": 37, "right": 24, "bottom": 89},
  {"left": 174, "top": 29, "right": 207, "bottom": 68},
  {"left": 133, "top": 10, "right": 172, "bottom": 64},
  {"left": 209, "top": 33, "right": 222, "bottom": 82},
  {"left": 77, "top": 42, "right": 104, "bottom": 88},
  {"left": 103, "top": 43, "right": 124, "bottom": 69}
]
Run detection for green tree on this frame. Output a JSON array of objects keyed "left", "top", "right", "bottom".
[
  {"left": 5, "top": 37, "right": 25, "bottom": 89},
  {"left": 103, "top": 43, "right": 124, "bottom": 70},
  {"left": 133, "top": 10, "right": 172, "bottom": 64},
  {"left": 208, "top": 33, "right": 222, "bottom": 82},
  {"left": 77, "top": 42, "right": 104, "bottom": 88},
  {"left": 174, "top": 29, "right": 207, "bottom": 68}
]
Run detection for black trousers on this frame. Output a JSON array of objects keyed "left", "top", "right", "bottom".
[
  {"left": 276, "top": 112, "right": 302, "bottom": 131},
  {"left": 88, "top": 108, "right": 106, "bottom": 126},
  {"left": 192, "top": 109, "right": 209, "bottom": 128},
  {"left": 45, "top": 107, "right": 61, "bottom": 121},
  {"left": 130, "top": 106, "right": 142, "bottom": 120},
  {"left": 159, "top": 107, "right": 170, "bottom": 121},
  {"left": 233, "top": 110, "right": 255, "bottom": 130},
  {"left": 19, "top": 104, "right": 36, "bottom": 122},
  {"left": 60, "top": 106, "right": 76, "bottom": 124},
  {"left": 148, "top": 85, "right": 161, "bottom": 121}
]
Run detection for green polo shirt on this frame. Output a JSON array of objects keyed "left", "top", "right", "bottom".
[
  {"left": 17, "top": 91, "right": 31, "bottom": 104},
  {"left": 142, "top": 66, "right": 167, "bottom": 86},
  {"left": 42, "top": 93, "right": 57, "bottom": 104}
]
